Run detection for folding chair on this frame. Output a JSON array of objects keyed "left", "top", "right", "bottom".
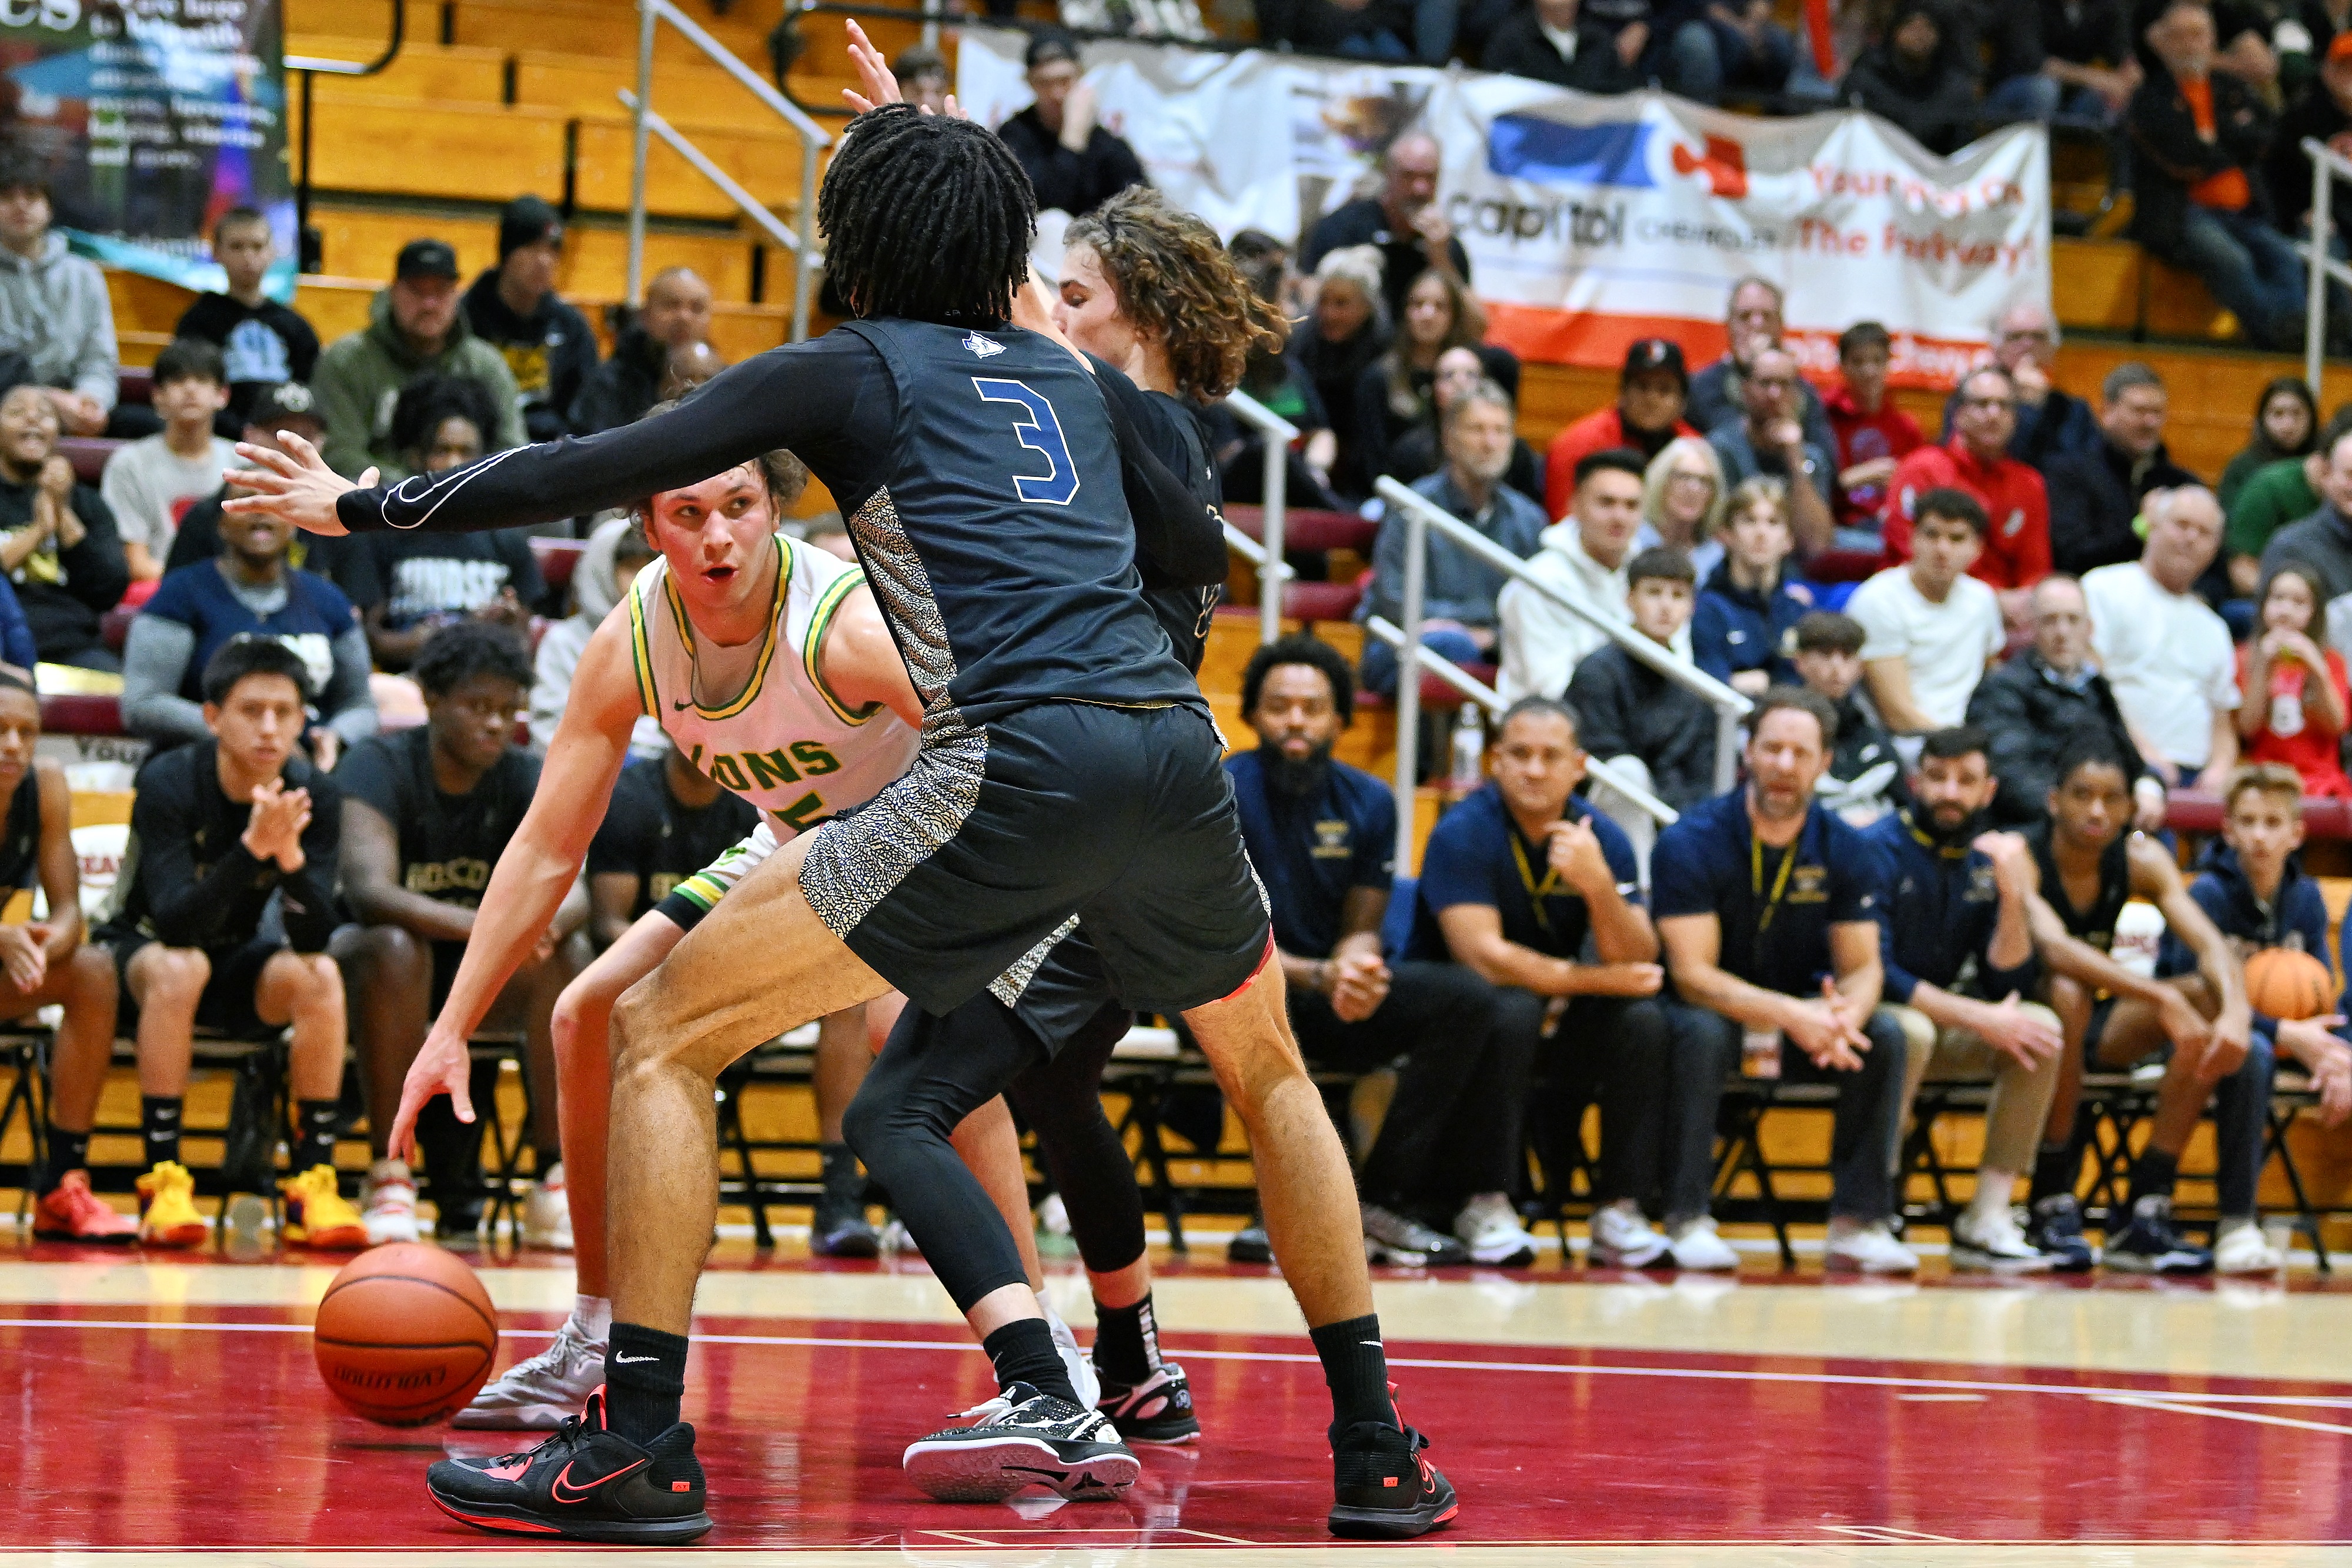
[{"left": 713, "top": 1027, "right": 818, "bottom": 1250}]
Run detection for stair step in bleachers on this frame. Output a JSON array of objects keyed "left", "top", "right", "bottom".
[
  {"left": 446, "top": 0, "right": 769, "bottom": 68},
  {"left": 569, "top": 111, "right": 811, "bottom": 219},
  {"left": 303, "top": 205, "right": 760, "bottom": 307},
  {"left": 285, "top": 34, "right": 507, "bottom": 99},
  {"left": 289, "top": 96, "right": 570, "bottom": 203}
]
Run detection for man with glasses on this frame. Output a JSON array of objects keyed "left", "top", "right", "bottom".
[
  {"left": 1882, "top": 364, "right": 2051, "bottom": 630},
  {"left": 333, "top": 621, "right": 586, "bottom": 1245},
  {"left": 1940, "top": 305, "right": 2097, "bottom": 470},
  {"left": 1705, "top": 345, "right": 1835, "bottom": 556},
  {"left": 1686, "top": 278, "right": 1836, "bottom": 456}
]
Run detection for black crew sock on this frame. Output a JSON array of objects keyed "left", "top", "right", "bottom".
[
  {"left": 1091, "top": 1295, "right": 1162, "bottom": 1385},
  {"left": 820, "top": 1141, "right": 861, "bottom": 1196},
  {"left": 1310, "top": 1314, "right": 1399, "bottom": 1436},
  {"left": 604, "top": 1322, "right": 691, "bottom": 1445},
  {"left": 2029, "top": 1141, "right": 2081, "bottom": 1206},
  {"left": 983, "top": 1317, "right": 1078, "bottom": 1405},
  {"left": 141, "top": 1095, "right": 182, "bottom": 1169},
  {"left": 2128, "top": 1148, "right": 2180, "bottom": 1206},
  {"left": 38, "top": 1124, "right": 91, "bottom": 1195},
  {"left": 293, "top": 1099, "right": 341, "bottom": 1176}
]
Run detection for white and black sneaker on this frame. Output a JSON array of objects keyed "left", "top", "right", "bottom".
[
  {"left": 1362, "top": 1203, "right": 1470, "bottom": 1266},
  {"left": 903, "top": 1383, "right": 1141, "bottom": 1502},
  {"left": 1098, "top": 1363, "right": 1200, "bottom": 1444}
]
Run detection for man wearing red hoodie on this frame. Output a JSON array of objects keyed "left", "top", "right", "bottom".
[{"left": 1881, "top": 363, "right": 2050, "bottom": 630}]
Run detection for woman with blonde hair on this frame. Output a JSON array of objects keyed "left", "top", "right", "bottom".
[
  {"left": 1693, "top": 475, "right": 1818, "bottom": 696},
  {"left": 1637, "top": 436, "right": 1729, "bottom": 580}
]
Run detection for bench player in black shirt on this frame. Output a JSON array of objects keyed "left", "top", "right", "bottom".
[
  {"left": 96, "top": 638, "right": 362, "bottom": 1249},
  {"left": 333, "top": 623, "right": 587, "bottom": 1246},
  {"left": 229, "top": 104, "right": 1453, "bottom": 1543},
  {"left": 585, "top": 745, "right": 758, "bottom": 945}
]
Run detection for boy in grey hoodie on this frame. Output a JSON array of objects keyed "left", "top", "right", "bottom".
[{"left": 0, "top": 155, "right": 118, "bottom": 437}]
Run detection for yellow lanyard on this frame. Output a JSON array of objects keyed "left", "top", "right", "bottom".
[
  {"left": 1510, "top": 828, "right": 1565, "bottom": 935},
  {"left": 1752, "top": 833, "right": 1798, "bottom": 935}
]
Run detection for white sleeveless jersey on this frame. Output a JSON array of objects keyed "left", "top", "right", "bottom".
[{"left": 625, "top": 533, "right": 918, "bottom": 847}]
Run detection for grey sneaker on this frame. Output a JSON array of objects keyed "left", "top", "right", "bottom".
[
  {"left": 1362, "top": 1202, "right": 1471, "bottom": 1266},
  {"left": 452, "top": 1313, "right": 607, "bottom": 1430},
  {"left": 1227, "top": 1213, "right": 1273, "bottom": 1263}
]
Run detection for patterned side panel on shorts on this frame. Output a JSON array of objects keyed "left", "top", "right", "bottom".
[
  {"left": 799, "top": 484, "right": 985, "bottom": 934},
  {"left": 988, "top": 915, "right": 1081, "bottom": 1008}
]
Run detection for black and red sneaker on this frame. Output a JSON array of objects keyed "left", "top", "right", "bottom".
[
  {"left": 426, "top": 1385, "right": 711, "bottom": 1544},
  {"left": 1327, "top": 1419, "right": 1458, "bottom": 1539}
]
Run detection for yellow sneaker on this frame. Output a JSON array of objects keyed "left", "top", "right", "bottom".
[
  {"left": 135, "top": 1161, "right": 207, "bottom": 1249},
  {"left": 281, "top": 1165, "right": 368, "bottom": 1250}
]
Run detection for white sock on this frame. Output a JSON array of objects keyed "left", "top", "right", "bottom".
[
  {"left": 576, "top": 1294, "right": 612, "bottom": 1340},
  {"left": 1965, "top": 1170, "right": 2018, "bottom": 1226}
]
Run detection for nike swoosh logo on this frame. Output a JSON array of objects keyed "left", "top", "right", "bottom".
[
  {"left": 550, "top": 1456, "right": 647, "bottom": 1503},
  {"left": 672, "top": 698, "right": 694, "bottom": 710},
  {"left": 482, "top": 1458, "right": 530, "bottom": 1481},
  {"left": 613, "top": 1352, "right": 657, "bottom": 1363}
]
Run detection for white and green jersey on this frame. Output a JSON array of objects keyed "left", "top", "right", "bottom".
[{"left": 625, "top": 531, "right": 918, "bottom": 921}]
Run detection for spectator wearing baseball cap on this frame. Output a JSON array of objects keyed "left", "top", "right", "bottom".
[
  {"left": 162, "top": 383, "right": 355, "bottom": 591},
  {"left": 991, "top": 29, "right": 1147, "bottom": 219},
  {"left": 1544, "top": 339, "right": 1698, "bottom": 522},
  {"left": 462, "top": 195, "right": 599, "bottom": 443},
  {"left": 311, "top": 237, "right": 524, "bottom": 480}
]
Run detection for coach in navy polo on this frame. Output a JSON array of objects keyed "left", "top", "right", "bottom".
[
  {"left": 1226, "top": 634, "right": 1542, "bottom": 1268},
  {"left": 1649, "top": 686, "right": 1917, "bottom": 1274},
  {"left": 1405, "top": 695, "right": 1675, "bottom": 1269}
]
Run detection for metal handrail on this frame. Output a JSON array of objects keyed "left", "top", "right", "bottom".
[
  {"left": 2308, "top": 137, "right": 2352, "bottom": 393},
  {"left": 287, "top": 2, "right": 407, "bottom": 269},
  {"left": 1372, "top": 476, "right": 1749, "bottom": 872},
  {"left": 618, "top": 92, "right": 813, "bottom": 259},
  {"left": 630, "top": 0, "right": 831, "bottom": 341},
  {"left": 1224, "top": 389, "right": 1299, "bottom": 646},
  {"left": 1365, "top": 616, "right": 1678, "bottom": 826}
]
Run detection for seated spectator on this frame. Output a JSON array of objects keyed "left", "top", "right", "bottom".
[
  {"left": 1499, "top": 449, "right": 1648, "bottom": 702},
  {"left": 122, "top": 504, "right": 376, "bottom": 766},
  {"left": 2237, "top": 563, "right": 2352, "bottom": 795},
  {"left": 662, "top": 340, "right": 727, "bottom": 400},
  {"left": 462, "top": 196, "right": 598, "bottom": 444},
  {"left": 1706, "top": 345, "right": 1836, "bottom": 557},
  {"left": 1484, "top": 0, "right": 1649, "bottom": 89},
  {"left": 313, "top": 240, "right": 524, "bottom": 480},
  {"left": 2088, "top": 486, "right": 2240, "bottom": 788},
  {"left": 1636, "top": 436, "right": 1728, "bottom": 580},
  {"left": 587, "top": 743, "right": 759, "bottom": 949},
  {"left": 96, "top": 638, "right": 359, "bottom": 1249},
  {"left": 1847, "top": 488, "right": 2006, "bottom": 733},
  {"left": 99, "top": 339, "right": 233, "bottom": 583},
  {"left": 333, "top": 623, "right": 585, "bottom": 1246},
  {"left": 2129, "top": 1, "right": 2309, "bottom": 351},
  {"left": 1215, "top": 240, "right": 1340, "bottom": 507},
  {"left": 174, "top": 206, "right": 320, "bottom": 432},
  {"left": 1546, "top": 339, "right": 1699, "bottom": 521},
  {"left": 2263, "top": 417, "right": 2352, "bottom": 635},
  {"left": 2226, "top": 437, "right": 2331, "bottom": 600},
  {"left": 1387, "top": 345, "right": 1543, "bottom": 506},
  {"left": 891, "top": 45, "right": 953, "bottom": 113},
  {"left": 1569, "top": 547, "right": 1718, "bottom": 870},
  {"left": 2032, "top": 0, "right": 2141, "bottom": 122},
  {"left": 2044, "top": 362, "right": 2200, "bottom": 579},
  {"left": 8, "top": 673, "right": 133, "bottom": 1242},
  {"left": 1872, "top": 725, "right": 2065, "bottom": 1270},
  {"left": 1257, "top": 0, "right": 1454, "bottom": 66},
  {"left": 1233, "top": 636, "right": 1539, "bottom": 1265},
  {"left": 1407, "top": 693, "right": 1676, "bottom": 1269},
  {"left": 1967, "top": 574, "right": 2152, "bottom": 828},
  {"left": 1940, "top": 303, "right": 2099, "bottom": 469},
  {"left": 1294, "top": 247, "right": 1389, "bottom": 502},
  {"left": 0, "top": 385, "right": 130, "bottom": 670},
  {"left": 1355, "top": 269, "right": 1489, "bottom": 488},
  {"left": 531, "top": 515, "right": 664, "bottom": 759},
  {"left": 1793, "top": 610, "right": 1909, "bottom": 821},
  {"left": 993, "top": 32, "right": 1147, "bottom": 218},
  {"left": 163, "top": 382, "right": 349, "bottom": 588},
  {"left": 1686, "top": 277, "right": 1836, "bottom": 456},
  {"left": 2270, "top": 31, "right": 2352, "bottom": 239},
  {"left": 1824, "top": 322, "right": 1922, "bottom": 536},
  {"left": 2021, "top": 734, "right": 2267, "bottom": 1274},
  {"left": 2219, "top": 377, "right": 2318, "bottom": 513},
  {"left": 1839, "top": 0, "right": 1981, "bottom": 153},
  {"left": 570, "top": 268, "right": 714, "bottom": 436},
  {"left": 1956, "top": 0, "right": 2070, "bottom": 122},
  {"left": 0, "top": 152, "right": 120, "bottom": 438},
  {"left": 1666, "top": 0, "right": 1798, "bottom": 103},
  {"left": 1695, "top": 477, "right": 1815, "bottom": 696},
  {"left": 1883, "top": 364, "right": 2052, "bottom": 627},
  {"left": 1302, "top": 134, "right": 1472, "bottom": 324},
  {"left": 1652, "top": 687, "right": 1918, "bottom": 1273},
  {"left": 347, "top": 377, "right": 543, "bottom": 671},
  {"left": 1362, "top": 379, "right": 1546, "bottom": 695}
]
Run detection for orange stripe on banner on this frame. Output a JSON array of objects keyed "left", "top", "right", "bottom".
[{"left": 1482, "top": 302, "right": 1989, "bottom": 392}]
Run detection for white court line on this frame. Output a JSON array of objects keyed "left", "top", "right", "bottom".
[{"left": 10, "top": 1315, "right": 2352, "bottom": 1418}]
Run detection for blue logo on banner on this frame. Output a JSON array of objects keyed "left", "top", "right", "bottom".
[{"left": 1486, "top": 116, "right": 1656, "bottom": 188}]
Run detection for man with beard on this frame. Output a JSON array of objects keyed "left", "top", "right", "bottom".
[
  {"left": 1224, "top": 634, "right": 1542, "bottom": 1268},
  {"left": 1866, "top": 726, "right": 2064, "bottom": 1272},
  {"left": 1651, "top": 687, "right": 1917, "bottom": 1273}
]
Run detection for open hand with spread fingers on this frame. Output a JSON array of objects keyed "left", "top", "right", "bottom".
[{"left": 223, "top": 429, "right": 368, "bottom": 537}]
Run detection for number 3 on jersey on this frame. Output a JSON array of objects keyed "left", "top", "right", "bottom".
[{"left": 974, "top": 377, "right": 1081, "bottom": 506}]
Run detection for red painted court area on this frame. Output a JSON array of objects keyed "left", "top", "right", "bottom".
[{"left": 10, "top": 1299, "right": 2352, "bottom": 1549}]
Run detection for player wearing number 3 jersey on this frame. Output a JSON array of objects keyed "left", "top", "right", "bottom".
[{"left": 223, "top": 105, "right": 1453, "bottom": 1544}]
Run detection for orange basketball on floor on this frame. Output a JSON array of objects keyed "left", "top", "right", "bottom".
[
  {"left": 312, "top": 1243, "right": 497, "bottom": 1426},
  {"left": 2246, "top": 948, "right": 2337, "bottom": 1022}
]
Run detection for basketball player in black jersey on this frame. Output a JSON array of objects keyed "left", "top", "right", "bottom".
[
  {"left": 228, "top": 101, "right": 1452, "bottom": 1542},
  {"left": 2019, "top": 733, "right": 2253, "bottom": 1272}
]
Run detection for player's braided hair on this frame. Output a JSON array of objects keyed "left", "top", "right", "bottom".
[
  {"left": 1065, "top": 187, "right": 1285, "bottom": 403},
  {"left": 818, "top": 106, "right": 1034, "bottom": 326}
]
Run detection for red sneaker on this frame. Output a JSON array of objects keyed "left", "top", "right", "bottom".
[{"left": 32, "top": 1171, "right": 138, "bottom": 1243}]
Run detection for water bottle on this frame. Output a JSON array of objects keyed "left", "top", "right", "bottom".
[{"left": 1448, "top": 704, "right": 1485, "bottom": 793}]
